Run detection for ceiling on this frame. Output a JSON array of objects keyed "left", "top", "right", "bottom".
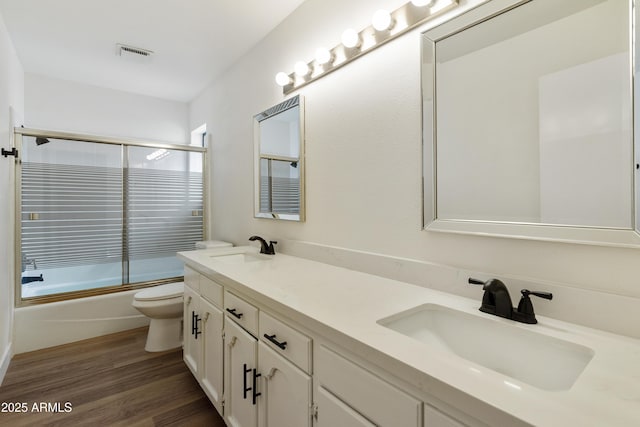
[{"left": 0, "top": 0, "right": 306, "bottom": 102}]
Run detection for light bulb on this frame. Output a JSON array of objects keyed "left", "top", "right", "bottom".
[
  {"left": 315, "top": 47, "right": 333, "bottom": 65},
  {"left": 411, "top": 0, "right": 436, "bottom": 6},
  {"left": 294, "top": 61, "right": 310, "bottom": 76},
  {"left": 341, "top": 28, "right": 360, "bottom": 49},
  {"left": 275, "top": 72, "right": 291, "bottom": 86},
  {"left": 372, "top": 9, "right": 393, "bottom": 31}
]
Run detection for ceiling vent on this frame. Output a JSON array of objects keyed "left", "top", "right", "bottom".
[{"left": 116, "top": 43, "right": 153, "bottom": 62}]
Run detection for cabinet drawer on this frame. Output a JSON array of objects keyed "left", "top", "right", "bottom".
[
  {"left": 200, "top": 275, "right": 223, "bottom": 308},
  {"left": 317, "top": 345, "right": 421, "bottom": 427},
  {"left": 224, "top": 291, "right": 258, "bottom": 336},
  {"left": 184, "top": 265, "right": 200, "bottom": 292},
  {"left": 259, "top": 311, "right": 312, "bottom": 374}
]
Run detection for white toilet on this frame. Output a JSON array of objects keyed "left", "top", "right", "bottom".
[
  {"left": 133, "top": 282, "right": 185, "bottom": 352},
  {"left": 132, "top": 240, "right": 232, "bottom": 352}
]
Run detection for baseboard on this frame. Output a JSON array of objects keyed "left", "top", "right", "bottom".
[{"left": 0, "top": 341, "right": 12, "bottom": 386}]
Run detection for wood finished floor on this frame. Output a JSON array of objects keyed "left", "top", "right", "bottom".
[{"left": 0, "top": 327, "right": 225, "bottom": 426}]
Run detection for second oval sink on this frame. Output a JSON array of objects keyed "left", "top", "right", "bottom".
[{"left": 377, "top": 303, "right": 594, "bottom": 391}]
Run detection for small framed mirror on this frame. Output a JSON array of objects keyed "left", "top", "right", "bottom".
[{"left": 254, "top": 95, "right": 305, "bottom": 221}]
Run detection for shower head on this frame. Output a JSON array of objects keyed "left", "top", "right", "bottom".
[{"left": 35, "top": 137, "right": 50, "bottom": 146}]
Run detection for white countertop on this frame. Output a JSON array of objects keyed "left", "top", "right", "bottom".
[{"left": 178, "top": 246, "right": 640, "bottom": 427}]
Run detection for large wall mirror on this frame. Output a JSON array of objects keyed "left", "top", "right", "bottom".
[
  {"left": 254, "top": 95, "right": 305, "bottom": 221},
  {"left": 422, "top": 0, "right": 640, "bottom": 247}
]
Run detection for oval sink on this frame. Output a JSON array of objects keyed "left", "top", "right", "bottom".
[
  {"left": 211, "top": 252, "right": 270, "bottom": 264},
  {"left": 377, "top": 303, "right": 594, "bottom": 391}
]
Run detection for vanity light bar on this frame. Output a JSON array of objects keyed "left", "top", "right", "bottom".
[{"left": 276, "top": 0, "right": 458, "bottom": 95}]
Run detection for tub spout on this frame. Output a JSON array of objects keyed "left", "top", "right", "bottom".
[{"left": 22, "top": 274, "right": 44, "bottom": 284}]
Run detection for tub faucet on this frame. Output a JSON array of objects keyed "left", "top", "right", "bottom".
[
  {"left": 22, "top": 274, "right": 44, "bottom": 284},
  {"left": 249, "top": 235, "right": 277, "bottom": 255},
  {"left": 21, "top": 253, "right": 37, "bottom": 272}
]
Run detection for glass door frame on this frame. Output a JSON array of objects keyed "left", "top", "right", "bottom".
[{"left": 13, "top": 127, "right": 208, "bottom": 307}]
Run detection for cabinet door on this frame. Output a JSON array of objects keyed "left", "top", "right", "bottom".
[
  {"left": 257, "top": 341, "right": 311, "bottom": 427},
  {"left": 316, "top": 386, "right": 375, "bottom": 427},
  {"left": 316, "top": 345, "right": 421, "bottom": 427},
  {"left": 424, "top": 404, "right": 466, "bottom": 427},
  {"left": 224, "top": 318, "right": 258, "bottom": 427},
  {"left": 183, "top": 286, "right": 201, "bottom": 376},
  {"left": 200, "top": 298, "right": 224, "bottom": 414}
]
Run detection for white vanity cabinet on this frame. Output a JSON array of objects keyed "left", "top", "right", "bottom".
[
  {"left": 200, "top": 298, "right": 224, "bottom": 410},
  {"left": 315, "top": 386, "right": 375, "bottom": 427},
  {"left": 183, "top": 266, "right": 225, "bottom": 414},
  {"left": 223, "top": 291, "right": 313, "bottom": 427},
  {"left": 224, "top": 316, "right": 259, "bottom": 427},
  {"left": 423, "top": 404, "right": 466, "bottom": 427},
  {"left": 316, "top": 345, "right": 421, "bottom": 427},
  {"left": 183, "top": 284, "right": 201, "bottom": 376},
  {"left": 182, "top": 259, "right": 470, "bottom": 427},
  {"left": 258, "top": 312, "right": 312, "bottom": 427}
]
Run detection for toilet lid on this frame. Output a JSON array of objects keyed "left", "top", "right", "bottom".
[{"left": 135, "top": 282, "right": 184, "bottom": 301}]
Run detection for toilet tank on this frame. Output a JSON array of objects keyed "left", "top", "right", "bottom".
[{"left": 195, "top": 240, "right": 233, "bottom": 249}]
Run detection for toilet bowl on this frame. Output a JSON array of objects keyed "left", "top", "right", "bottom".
[
  {"left": 132, "top": 240, "right": 233, "bottom": 351},
  {"left": 133, "top": 282, "right": 185, "bottom": 352}
]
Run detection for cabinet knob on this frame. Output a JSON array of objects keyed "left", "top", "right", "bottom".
[
  {"left": 227, "top": 336, "right": 237, "bottom": 348},
  {"left": 265, "top": 367, "right": 278, "bottom": 380}
]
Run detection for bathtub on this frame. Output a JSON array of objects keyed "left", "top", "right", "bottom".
[{"left": 13, "top": 289, "right": 151, "bottom": 354}]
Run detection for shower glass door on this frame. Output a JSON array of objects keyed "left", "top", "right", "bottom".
[
  {"left": 17, "top": 131, "right": 205, "bottom": 302},
  {"left": 20, "top": 136, "right": 124, "bottom": 297},
  {"left": 126, "top": 146, "right": 204, "bottom": 283}
]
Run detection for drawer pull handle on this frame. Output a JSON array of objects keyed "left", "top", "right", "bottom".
[
  {"left": 264, "top": 333, "right": 287, "bottom": 350},
  {"left": 226, "top": 308, "right": 244, "bottom": 319}
]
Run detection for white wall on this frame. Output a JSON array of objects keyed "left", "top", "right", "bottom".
[
  {"left": 25, "top": 73, "right": 189, "bottom": 144},
  {"left": 0, "top": 10, "right": 23, "bottom": 383},
  {"left": 190, "top": 0, "right": 640, "bottom": 338}
]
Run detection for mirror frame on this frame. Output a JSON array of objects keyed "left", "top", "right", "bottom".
[
  {"left": 253, "top": 95, "right": 305, "bottom": 221},
  {"left": 422, "top": 0, "right": 640, "bottom": 248}
]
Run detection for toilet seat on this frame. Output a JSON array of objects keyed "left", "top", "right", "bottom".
[{"left": 134, "top": 282, "right": 184, "bottom": 302}]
